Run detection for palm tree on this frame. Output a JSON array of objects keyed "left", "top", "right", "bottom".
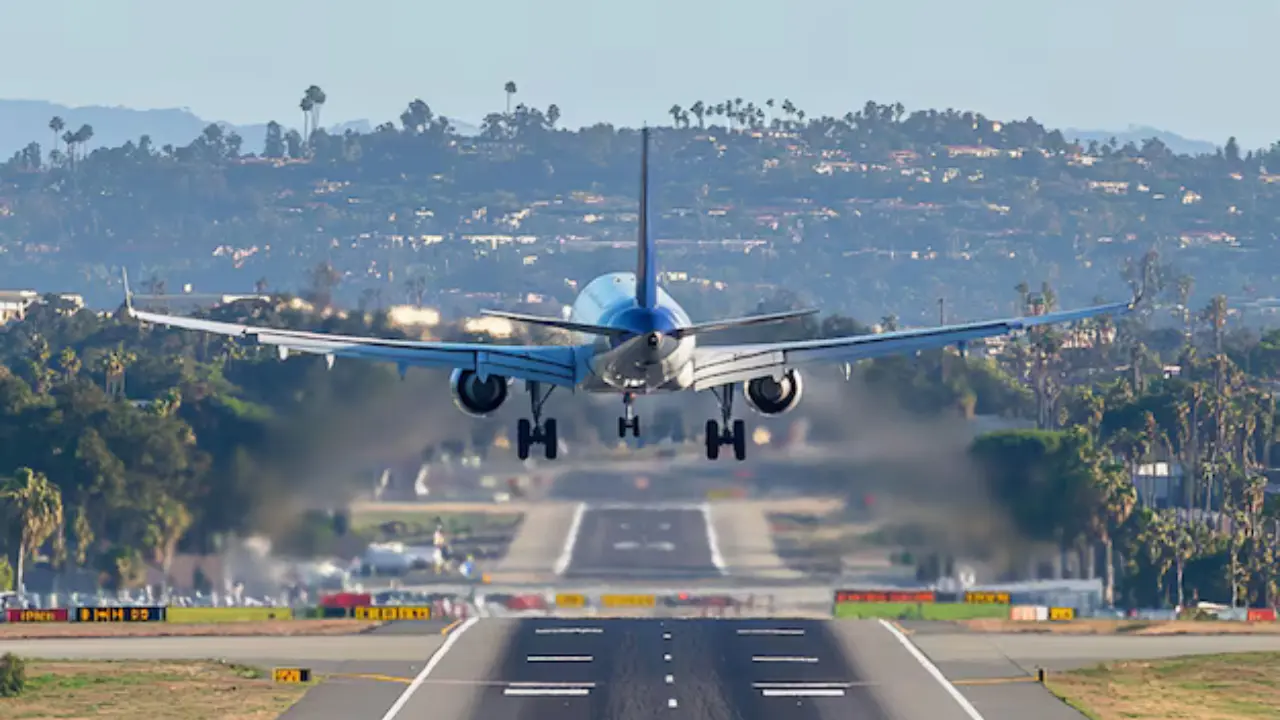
[
  {"left": 146, "top": 496, "right": 192, "bottom": 600},
  {"left": 57, "top": 347, "right": 80, "bottom": 383},
  {"left": 300, "top": 95, "right": 315, "bottom": 142},
  {"left": 504, "top": 81, "right": 518, "bottom": 114},
  {"left": 0, "top": 468, "right": 64, "bottom": 596},
  {"left": 304, "top": 85, "right": 326, "bottom": 134},
  {"left": 48, "top": 116, "right": 64, "bottom": 157}
]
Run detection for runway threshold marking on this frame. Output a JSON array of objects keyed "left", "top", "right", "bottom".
[
  {"left": 877, "top": 618, "right": 987, "bottom": 720},
  {"left": 504, "top": 687, "right": 590, "bottom": 696},
  {"left": 378, "top": 615, "right": 480, "bottom": 720}
]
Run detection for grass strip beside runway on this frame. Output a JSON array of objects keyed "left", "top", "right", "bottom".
[
  {"left": 1045, "top": 651, "right": 1280, "bottom": 719},
  {"left": 3, "top": 660, "right": 307, "bottom": 719},
  {"left": 834, "top": 601, "right": 1009, "bottom": 620}
]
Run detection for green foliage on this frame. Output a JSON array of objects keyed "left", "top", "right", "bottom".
[
  {"left": 0, "top": 652, "right": 25, "bottom": 697},
  {"left": 0, "top": 556, "right": 13, "bottom": 592}
]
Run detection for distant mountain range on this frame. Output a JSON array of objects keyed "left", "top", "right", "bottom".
[
  {"left": 0, "top": 99, "right": 480, "bottom": 159},
  {"left": 1063, "top": 125, "right": 1219, "bottom": 156},
  {"left": 0, "top": 99, "right": 1221, "bottom": 160}
]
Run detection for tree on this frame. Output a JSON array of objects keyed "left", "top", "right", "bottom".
[
  {"left": 146, "top": 496, "right": 192, "bottom": 597},
  {"left": 303, "top": 85, "right": 327, "bottom": 137},
  {"left": 504, "top": 81, "right": 518, "bottom": 114},
  {"left": 48, "top": 116, "right": 64, "bottom": 158},
  {"left": 0, "top": 468, "right": 64, "bottom": 596},
  {"left": 263, "top": 121, "right": 285, "bottom": 158}
]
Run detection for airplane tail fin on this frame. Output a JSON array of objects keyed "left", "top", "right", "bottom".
[{"left": 635, "top": 127, "right": 657, "bottom": 309}]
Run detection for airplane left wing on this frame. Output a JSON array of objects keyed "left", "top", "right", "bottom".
[
  {"left": 125, "top": 292, "right": 585, "bottom": 387},
  {"left": 691, "top": 300, "right": 1133, "bottom": 390}
]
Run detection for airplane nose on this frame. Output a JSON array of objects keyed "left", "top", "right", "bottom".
[{"left": 646, "top": 332, "right": 662, "bottom": 348}]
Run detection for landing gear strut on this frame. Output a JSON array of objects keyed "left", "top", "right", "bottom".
[
  {"left": 516, "top": 381, "right": 558, "bottom": 461},
  {"left": 705, "top": 384, "right": 747, "bottom": 461},
  {"left": 618, "top": 392, "right": 640, "bottom": 438}
]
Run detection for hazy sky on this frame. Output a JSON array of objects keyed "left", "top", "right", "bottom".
[{"left": 3, "top": 0, "right": 1276, "bottom": 148}]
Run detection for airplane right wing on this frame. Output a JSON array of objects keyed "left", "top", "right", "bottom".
[{"left": 691, "top": 300, "right": 1133, "bottom": 389}]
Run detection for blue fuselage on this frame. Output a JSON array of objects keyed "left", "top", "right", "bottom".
[{"left": 568, "top": 273, "right": 696, "bottom": 392}]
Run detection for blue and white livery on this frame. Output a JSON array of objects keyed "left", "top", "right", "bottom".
[{"left": 124, "top": 128, "right": 1133, "bottom": 461}]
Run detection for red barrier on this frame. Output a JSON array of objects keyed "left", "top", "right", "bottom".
[
  {"left": 321, "top": 592, "right": 372, "bottom": 609},
  {"left": 505, "top": 594, "right": 548, "bottom": 611},
  {"left": 6, "top": 608, "right": 69, "bottom": 623},
  {"left": 1247, "top": 608, "right": 1277, "bottom": 622}
]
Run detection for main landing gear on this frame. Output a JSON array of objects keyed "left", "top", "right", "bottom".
[
  {"left": 618, "top": 392, "right": 640, "bottom": 438},
  {"left": 516, "top": 381, "right": 558, "bottom": 461},
  {"left": 705, "top": 384, "right": 747, "bottom": 461}
]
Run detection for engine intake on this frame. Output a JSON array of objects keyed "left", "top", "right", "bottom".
[
  {"left": 744, "top": 370, "right": 804, "bottom": 415},
  {"left": 450, "top": 368, "right": 510, "bottom": 417}
]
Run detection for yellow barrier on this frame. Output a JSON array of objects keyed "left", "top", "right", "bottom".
[
  {"left": 166, "top": 606, "right": 295, "bottom": 623},
  {"left": 273, "top": 668, "right": 312, "bottom": 683},
  {"left": 602, "top": 594, "right": 656, "bottom": 608},
  {"left": 353, "top": 606, "right": 432, "bottom": 621},
  {"left": 1049, "top": 607, "right": 1076, "bottom": 621},
  {"left": 555, "top": 594, "right": 586, "bottom": 608}
]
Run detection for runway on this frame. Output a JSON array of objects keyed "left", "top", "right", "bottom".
[
  {"left": 374, "top": 617, "right": 980, "bottom": 720},
  {"left": 559, "top": 503, "right": 725, "bottom": 580}
]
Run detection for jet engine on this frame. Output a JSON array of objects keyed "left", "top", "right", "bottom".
[
  {"left": 449, "top": 368, "right": 510, "bottom": 417},
  {"left": 744, "top": 369, "right": 804, "bottom": 415}
]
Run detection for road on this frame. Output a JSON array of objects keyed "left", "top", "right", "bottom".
[{"left": 560, "top": 503, "right": 725, "bottom": 580}]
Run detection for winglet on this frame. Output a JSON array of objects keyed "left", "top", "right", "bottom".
[{"left": 121, "top": 268, "right": 134, "bottom": 315}]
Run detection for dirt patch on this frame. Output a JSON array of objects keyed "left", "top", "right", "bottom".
[
  {"left": 0, "top": 619, "right": 378, "bottom": 640},
  {"left": 1046, "top": 652, "right": 1280, "bottom": 719},
  {"left": 960, "top": 619, "right": 1280, "bottom": 635},
  {"left": 3, "top": 660, "right": 306, "bottom": 719}
]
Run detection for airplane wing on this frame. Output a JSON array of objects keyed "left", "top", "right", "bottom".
[
  {"left": 122, "top": 278, "right": 584, "bottom": 387},
  {"left": 690, "top": 300, "right": 1133, "bottom": 390}
]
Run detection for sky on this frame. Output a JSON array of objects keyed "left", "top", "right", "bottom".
[{"left": 2, "top": 0, "right": 1277, "bottom": 149}]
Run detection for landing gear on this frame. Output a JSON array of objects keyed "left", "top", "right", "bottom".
[
  {"left": 618, "top": 393, "right": 640, "bottom": 438},
  {"left": 516, "top": 381, "right": 558, "bottom": 461},
  {"left": 705, "top": 384, "right": 747, "bottom": 461}
]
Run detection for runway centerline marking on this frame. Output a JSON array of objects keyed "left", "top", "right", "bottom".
[
  {"left": 535, "top": 627, "right": 603, "bottom": 634},
  {"left": 527, "top": 655, "right": 592, "bottom": 662},
  {"left": 508, "top": 682, "right": 596, "bottom": 688},
  {"left": 751, "top": 656, "right": 819, "bottom": 663},
  {"left": 737, "top": 628, "right": 805, "bottom": 636},
  {"left": 700, "top": 502, "right": 728, "bottom": 574},
  {"left": 553, "top": 502, "right": 587, "bottom": 575},
  {"left": 878, "top": 618, "right": 987, "bottom": 720},
  {"left": 504, "top": 687, "right": 590, "bottom": 696},
  {"left": 378, "top": 615, "right": 479, "bottom": 720}
]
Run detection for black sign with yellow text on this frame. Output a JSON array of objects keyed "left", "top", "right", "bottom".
[{"left": 76, "top": 606, "right": 166, "bottom": 623}]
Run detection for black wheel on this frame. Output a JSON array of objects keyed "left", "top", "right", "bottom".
[
  {"left": 732, "top": 419, "right": 747, "bottom": 461},
  {"left": 618, "top": 417, "right": 627, "bottom": 439},
  {"left": 632, "top": 416, "right": 641, "bottom": 437},
  {"left": 517, "top": 418, "right": 532, "bottom": 460},
  {"left": 543, "top": 419, "right": 558, "bottom": 460},
  {"left": 705, "top": 419, "right": 720, "bottom": 460}
]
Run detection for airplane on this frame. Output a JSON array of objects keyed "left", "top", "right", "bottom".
[{"left": 122, "top": 127, "right": 1134, "bottom": 462}]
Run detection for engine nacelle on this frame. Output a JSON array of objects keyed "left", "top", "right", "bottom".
[
  {"left": 449, "top": 368, "right": 510, "bottom": 417},
  {"left": 744, "top": 369, "right": 804, "bottom": 415}
]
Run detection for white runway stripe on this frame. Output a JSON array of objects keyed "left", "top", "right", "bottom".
[
  {"left": 736, "top": 628, "right": 805, "bottom": 636},
  {"left": 535, "top": 627, "right": 603, "bottom": 634},
  {"left": 526, "top": 655, "right": 592, "bottom": 662},
  {"left": 504, "top": 687, "right": 590, "bottom": 696},
  {"left": 751, "top": 656, "right": 819, "bottom": 663},
  {"left": 761, "top": 689, "right": 846, "bottom": 697}
]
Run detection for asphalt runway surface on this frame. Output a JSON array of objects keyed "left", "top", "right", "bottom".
[
  {"left": 374, "top": 617, "right": 982, "bottom": 720},
  {"left": 560, "top": 503, "right": 726, "bottom": 580}
]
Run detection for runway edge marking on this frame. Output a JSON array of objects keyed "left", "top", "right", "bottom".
[
  {"left": 378, "top": 616, "right": 480, "bottom": 720},
  {"left": 699, "top": 502, "right": 728, "bottom": 574},
  {"left": 553, "top": 502, "right": 588, "bottom": 575},
  {"left": 876, "top": 618, "right": 986, "bottom": 720}
]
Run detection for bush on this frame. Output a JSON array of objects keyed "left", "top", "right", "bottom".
[{"left": 0, "top": 652, "right": 26, "bottom": 697}]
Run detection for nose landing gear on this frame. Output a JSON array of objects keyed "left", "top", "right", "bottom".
[{"left": 618, "top": 392, "right": 640, "bottom": 438}]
